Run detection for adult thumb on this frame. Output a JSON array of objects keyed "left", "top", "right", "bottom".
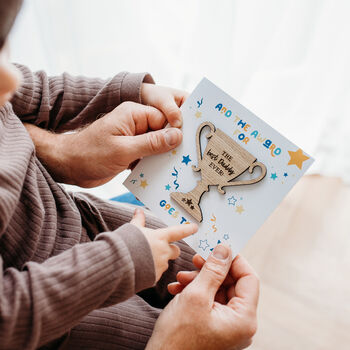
[
  {"left": 188, "top": 244, "right": 232, "bottom": 301},
  {"left": 129, "top": 128, "right": 182, "bottom": 158}
]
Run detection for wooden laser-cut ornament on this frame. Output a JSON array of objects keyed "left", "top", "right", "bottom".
[{"left": 170, "top": 122, "right": 267, "bottom": 222}]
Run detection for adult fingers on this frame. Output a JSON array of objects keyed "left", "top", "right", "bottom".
[
  {"left": 176, "top": 270, "right": 199, "bottom": 285},
  {"left": 227, "top": 255, "right": 259, "bottom": 310},
  {"left": 192, "top": 253, "right": 234, "bottom": 287},
  {"left": 187, "top": 244, "right": 232, "bottom": 302},
  {"left": 160, "top": 223, "right": 198, "bottom": 243},
  {"left": 192, "top": 254, "right": 205, "bottom": 269},
  {"left": 127, "top": 128, "right": 182, "bottom": 160},
  {"left": 130, "top": 208, "right": 146, "bottom": 227},
  {"left": 168, "top": 282, "right": 185, "bottom": 295}
]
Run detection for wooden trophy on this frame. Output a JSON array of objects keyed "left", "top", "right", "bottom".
[{"left": 170, "top": 121, "right": 267, "bottom": 222}]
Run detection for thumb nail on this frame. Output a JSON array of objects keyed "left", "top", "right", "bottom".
[
  {"left": 212, "top": 244, "right": 229, "bottom": 260},
  {"left": 164, "top": 128, "right": 181, "bottom": 146}
]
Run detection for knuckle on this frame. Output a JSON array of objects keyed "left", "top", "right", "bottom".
[
  {"left": 120, "top": 101, "right": 134, "bottom": 110},
  {"left": 146, "top": 132, "right": 163, "bottom": 153},
  {"left": 203, "top": 260, "right": 227, "bottom": 280},
  {"left": 167, "top": 106, "right": 180, "bottom": 120}
]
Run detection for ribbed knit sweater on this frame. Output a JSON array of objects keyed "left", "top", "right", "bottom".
[{"left": 0, "top": 65, "right": 160, "bottom": 349}]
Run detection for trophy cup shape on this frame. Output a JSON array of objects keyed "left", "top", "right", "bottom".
[{"left": 170, "top": 121, "right": 267, "bottom": 222}]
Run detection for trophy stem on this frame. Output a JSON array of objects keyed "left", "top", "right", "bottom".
[{"left": 170, "top": 180, "right": 210, "bottom": 222}]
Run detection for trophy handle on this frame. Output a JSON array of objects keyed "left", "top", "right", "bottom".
[
  {"left": 192, "top": 122, "right": 216, "bottom": 172},
  {"left": 217, "top": 161, "right": 267, "bottom": 194}
]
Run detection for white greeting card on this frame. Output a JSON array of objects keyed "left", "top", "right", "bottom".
[{"left": 124, "top": 78, "right": 314, "bottom": 259}]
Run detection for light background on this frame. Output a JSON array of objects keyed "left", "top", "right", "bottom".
[{"left": 9, "top": 0, "right": 350, "bottom": 199}]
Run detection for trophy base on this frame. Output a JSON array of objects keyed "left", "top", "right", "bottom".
[{"left": 170, "top": 191, "right": 203, "bottom": 222}]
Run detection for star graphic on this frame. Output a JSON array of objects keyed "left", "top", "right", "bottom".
[
  {"left": 236, "top": 205, "right": 244, "bottom": 214},
  {"left": 195, "top": 111, "right": 202, "bottom": 118},
  {"left": 140, "top": 180, "right": 148, "bottom": 189},
  {"left": 186, "top": 199, "right": 193, "bottom": 206},
  {"left": 284, "top": 172, "right": 288, "bottom": 177},
  {"left": 171, "top": 150, "right": 177, "bottom": 155},
  {"left": 223, "top": 234, "right": 229, "bottom": 240},
  {"left": 287, "top": 148, "right": 310, "bottom": 170},
  {"left": 270, "top": 172, "right": 278, "bottom": 180},
  {"left": 182, "top": 155, "right": 192, "bottom": 165},
  {"left": 198, "top": 239, "right": 210, "bottom": 251},
  {"left": 165, "top": 184, "right": 171, "bottom": 191},
  {"left": 228, "top": 196, "right": 237, "bottom": 206},
  {"left": 140, "top": 173, "right": 144, "bottom": 178}
]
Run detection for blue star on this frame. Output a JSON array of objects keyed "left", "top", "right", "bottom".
[
  {"left": 228, "top": 196, "right": 237, "bottom": 206},
  {"left": 198, "top": 239, "right": 210, "bottom": 251},
  {"left": 165, "top": 184, "right": 171, "bottom": 191},
  {"left": 223, "top": 234, "right": 229, "bottom": 240},
  {"left": 182, "top": 155, "right": 192, "bottom": 166},
  {"left": 140, "top": 173, "right": 144, "bottom": 178},
  {"left": 270, "top": 172, "right": 278, "bottom": 180},
  {"left": 284, "top": 172, "right": 288, "bottom": 177}
]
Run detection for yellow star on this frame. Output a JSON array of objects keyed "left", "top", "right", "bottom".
[
  {"left": 287, "top": 148, "right": 309, "bottom": 170},
  {"left": 140, "top": 180, "right": 148, "bottom": 189},
  {"left": 171, "top": 150, "right": 177, "bottom": 155},
  {"left": 236, "top": 205, "right": 244, "bottom": 214},
  {"left": 195, "top": 111, "right": 202, "bottom": 118}
]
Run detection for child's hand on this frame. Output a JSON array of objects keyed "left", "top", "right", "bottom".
[
  {"left": 130, "top": 208, "right": 198, "bottom": 282},
  {"left": 141, "top": 83, "right": 188, "bottom": 128}
]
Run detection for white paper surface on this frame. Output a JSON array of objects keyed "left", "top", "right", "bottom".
[{"left": 124, "top": 78, "right": 314, "bottom": 259}]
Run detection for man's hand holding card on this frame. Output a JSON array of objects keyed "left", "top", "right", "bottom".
[{"left": 125, "top": 78, "right": 314, "bottom": 259}]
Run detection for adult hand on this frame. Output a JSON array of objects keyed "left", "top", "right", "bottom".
[
  {"left": 146, "top": 245, "right": 259, "bottom": 350},
  {"left": 25, "top": 96, "right": 185, "bottom": 187},
  {"left": 130, "top": 208, "right": 198, "bottom": 282}
]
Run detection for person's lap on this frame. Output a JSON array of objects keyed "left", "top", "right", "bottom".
[{"left": 58, "top": 193, "right": 196, "bottom": 349}]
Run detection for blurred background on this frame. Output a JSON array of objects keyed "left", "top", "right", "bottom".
[
  {"left": 10, "top": 0, "right": 350, "bottom": 198},
  {"left": 9, "top": 1, "right": 350, "bottom": 349}
]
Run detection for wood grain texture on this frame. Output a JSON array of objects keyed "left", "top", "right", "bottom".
[
  {"left": 242, "top": 175, "right": 350, "bottom": 350},
  {"left": 171, "top": 122, "right": 266, "bottom": 222}
]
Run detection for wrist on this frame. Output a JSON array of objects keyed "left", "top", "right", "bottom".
[{"left": 24, "top": 123, "right": 76, "bottom": 184}]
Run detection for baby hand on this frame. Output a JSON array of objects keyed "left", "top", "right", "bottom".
[{"left": 130, "top": 208, "right": 198, "bottom": 282}]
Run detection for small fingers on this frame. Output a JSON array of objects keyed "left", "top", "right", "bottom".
[
  {"left": 161, "top": 223, "right": 198, "bottom": 243},
  {"left": 130, "top": 208, "right": 146, "bottom": 227},
  {"left": 174, "top": 90, "right": 189, "bottom": 107},
  {"left": 158, "top": 97, "right": 183, "bottom": 128},
  {"left": 169, "top": 243, "right": 181, "bottom": 260}
]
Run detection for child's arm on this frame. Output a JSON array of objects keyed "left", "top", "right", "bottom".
[
  {"left": 0, "top": 223, "right": 155, "bottom": 349},
  {"left": 10, "top": 64, "right": 154, "bottom": 132},
  {"left": 0, "top": 209, "right": 197, "bottom": 349}
]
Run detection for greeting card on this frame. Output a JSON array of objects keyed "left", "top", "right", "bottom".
[{"left": 124, "top": 78, "right": 314, "bottom": 259}]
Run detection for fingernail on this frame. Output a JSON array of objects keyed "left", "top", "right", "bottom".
[
  {"left": 164, "top": 128, "right": 181, "bottom": 146},
  {"left": 173, "top": 119, "right": 182, "bottom": 128},
  {"left": 213, "top": 245, "right": 229, "bottom": 260}
]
